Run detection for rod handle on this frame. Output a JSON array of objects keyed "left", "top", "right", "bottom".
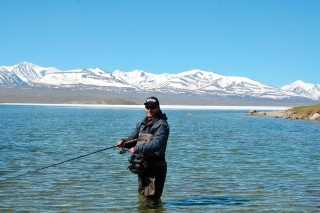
[{"left": 125, "top": 138, "right": 138, "bottom": 145}]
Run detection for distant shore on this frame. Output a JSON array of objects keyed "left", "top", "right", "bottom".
[
  {"left": 247, "top": 110, "right": 288, "bottom": 117},
  {"left": 1, "top": 86, "right": 314, "bottom": 107},
  {"left": 0, "top": 103, "right": 290, "bottom": 110},
  {"left": 248, "top": 103, "right": 320, "bottom": 121}
]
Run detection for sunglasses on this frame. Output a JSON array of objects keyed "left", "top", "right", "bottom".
[{"left": 145, "top": 105, "right": 157, "bottom": 110}]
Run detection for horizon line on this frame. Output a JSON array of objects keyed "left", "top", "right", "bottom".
[{"left": 0, "top": 103, "right": 291, "bottom": 111}]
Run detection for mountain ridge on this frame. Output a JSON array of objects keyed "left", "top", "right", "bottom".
[{"left": 1, "top": 62, "right": 319, "bottom": 103}]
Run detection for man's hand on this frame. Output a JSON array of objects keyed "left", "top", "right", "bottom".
[
  {"left": 130, "top": 147, "right": 135, "bottom": 154},
  {"left": 117, "top": 140, "right": 125, "bottom": 148}
]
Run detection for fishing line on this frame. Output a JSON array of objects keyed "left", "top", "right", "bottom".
[{"left": 0, "top": 139, "right": 137, "bottom": 183}]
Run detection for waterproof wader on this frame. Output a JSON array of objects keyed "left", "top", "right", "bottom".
[
  {"left": 136, "top": 133, "right": 167, "bottom": 199},
  {"left": 138, "top": 161, "right": 167, "bottom": 199}
]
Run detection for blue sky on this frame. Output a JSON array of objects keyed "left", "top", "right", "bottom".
[{"left": 1, "top": 0, "right": 319, "bottom": 87}]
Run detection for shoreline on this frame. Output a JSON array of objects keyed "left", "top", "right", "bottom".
[
  {"left": 248, "top": 109, "right": 320, "bottom": 121},
  {"left": 0, "top": 103, "right": 291, "bottom": 110},
  {"left": 248, "top": 110, "right": 288, "bottom": 117}
]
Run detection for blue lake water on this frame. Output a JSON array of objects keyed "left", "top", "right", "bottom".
[{"left": 0, "top": 104, "right": 319, "bottom": 212}]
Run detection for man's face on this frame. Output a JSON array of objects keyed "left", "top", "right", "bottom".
[{"left": 145, "top": 104, "right": 160, "bottom": 118}]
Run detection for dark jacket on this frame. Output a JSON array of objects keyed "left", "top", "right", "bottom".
[{"left": 124, "top": 110, "right": 169, "bottom": 158}]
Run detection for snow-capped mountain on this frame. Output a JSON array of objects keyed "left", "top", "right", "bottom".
[
  {"left": 110, "top": 69, "right": 303, "bottom": 99},
  {"left": 0, "top": 62, "right": 58, "bottom": 85},
  {"left": 0, "top": 66, "right": 27, "bottom": 85},
  {"left": 0, "top": 62, "right": 319, "bottom": 101},
  {"left": 38, "top": 68, "right": 136, "bottom": 89},
  {"left": 281, "top": 80, "right": 320, "bottom": 100}
]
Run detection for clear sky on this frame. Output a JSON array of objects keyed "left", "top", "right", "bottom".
[{"left": 1, "top": 0, "right": 319, "bottom": 88}]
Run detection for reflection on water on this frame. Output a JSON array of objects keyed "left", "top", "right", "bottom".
[
  {"left": 0, "top": 105, "right": 320, "bottom": 212},
  {"left": 137, "top": 196, "right": 165, "bottom": 213}
]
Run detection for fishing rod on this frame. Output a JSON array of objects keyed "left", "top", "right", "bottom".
[{"left": 0, "top": 138, "right": 137, "bottom": 183}]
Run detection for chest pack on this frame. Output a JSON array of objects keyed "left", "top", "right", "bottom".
[{"left": 136, "top": 133, "right": 153, "bottom": 145}]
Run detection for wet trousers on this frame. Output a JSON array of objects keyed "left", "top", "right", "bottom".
[{"left": 138, "top": 161, "right": 167, "bottom": 199}]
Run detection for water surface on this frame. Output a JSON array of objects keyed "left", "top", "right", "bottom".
[{"left": 0, "top": 105, "right": 319, "bottom": 212}]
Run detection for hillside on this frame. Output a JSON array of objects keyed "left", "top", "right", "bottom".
[{"left": 285, "top": 103, "right": 320, "bottom": 119}]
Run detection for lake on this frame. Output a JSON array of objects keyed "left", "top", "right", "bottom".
[{"left": 0, "top": 104, "right": 319, "bottom": 212}]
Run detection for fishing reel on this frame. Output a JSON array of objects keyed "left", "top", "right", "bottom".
[{"left": 119, "top": 148, "right": 130, "bottom": 154}]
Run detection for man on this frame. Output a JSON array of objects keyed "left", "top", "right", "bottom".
[{"left": 117, "top": 96, "right": 169, "bottom": 200}]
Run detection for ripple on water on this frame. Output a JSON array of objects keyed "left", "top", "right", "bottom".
[{"left": 0, "top": 107, "right": 319, "bottom": 212}]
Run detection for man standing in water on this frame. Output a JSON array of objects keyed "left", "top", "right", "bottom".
[{"left": 117, "top": 96, "right": 169, "bottom": 200}]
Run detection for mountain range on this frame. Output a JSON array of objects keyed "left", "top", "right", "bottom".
[{"left": 1, "top": 62, "right": 319, "bottom": 104}]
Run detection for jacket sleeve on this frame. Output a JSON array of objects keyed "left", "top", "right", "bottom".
[{"left": 133, "top": 120, "right": 169, "bottom": 155}]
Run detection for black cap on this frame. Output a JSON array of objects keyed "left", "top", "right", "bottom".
[{"left": 144, "top": 96, "right": 160, "bottom": 106}]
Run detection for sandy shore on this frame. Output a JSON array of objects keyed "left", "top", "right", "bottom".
[{"left": 248, "top": 110, "right": 289, "bottom": 118}]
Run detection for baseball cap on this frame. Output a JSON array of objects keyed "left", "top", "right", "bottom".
[{"left": 144, "top": 96, "right": 160, "bottom": 106}]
